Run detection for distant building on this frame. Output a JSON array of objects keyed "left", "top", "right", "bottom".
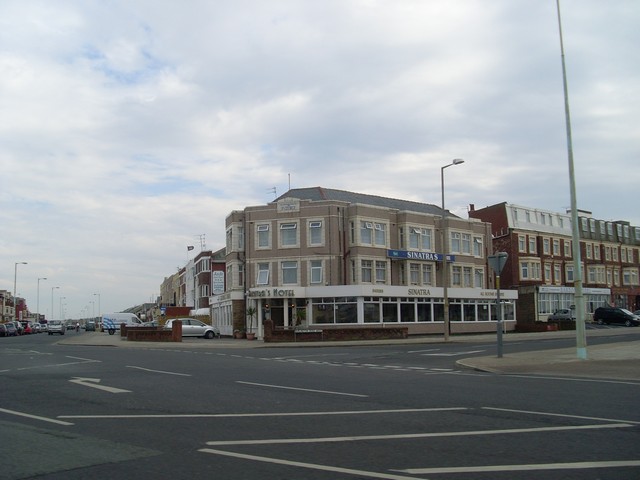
[
  {"left": 211, "top": 187, "right": 517, "bottom": 338},
  {"left": 469, "top": 202, "right": 640, "bottom": 322}
]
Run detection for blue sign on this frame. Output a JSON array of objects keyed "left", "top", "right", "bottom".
[{"left": 387, "top": 249, "right": 455, "bottom": 262}]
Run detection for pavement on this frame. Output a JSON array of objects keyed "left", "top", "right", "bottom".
[{"left": 57, "top": 327, "right": 640, "bottom": 382}]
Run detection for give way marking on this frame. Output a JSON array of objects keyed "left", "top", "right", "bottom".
[{"left": 69, "top": 377, "right": 131, "bottom": 394}]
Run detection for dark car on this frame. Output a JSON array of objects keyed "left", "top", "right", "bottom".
[
  {"left": 3, "top": 323, "right": 17, "bottom": 336},
  {"left": 0, "top": 324, "right": 8, "bottom": 337},
  {"left": 593, "top": 307, "right": 640, "bottom": 327},
  {"left": 547, "top": 309, "right": 575, "bottom": 322}
]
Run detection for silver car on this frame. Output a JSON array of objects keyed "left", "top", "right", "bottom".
[
  {"left": 163, "top": 318, "right": 220, "bottom": 339},
  {"left": 47, "top": 320, "right": 66, "bottom": 335}
]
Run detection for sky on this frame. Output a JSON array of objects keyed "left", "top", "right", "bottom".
[{"left": 1, "top": 0, "right": 638, "bottom": 320}]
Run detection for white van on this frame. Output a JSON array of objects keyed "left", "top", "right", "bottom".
[{"left": 101, "top": 313, "right": 142, "bottom": 334}]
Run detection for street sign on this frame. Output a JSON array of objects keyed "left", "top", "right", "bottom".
[{"left": 488, "top": 252, "right": 508, "bottom": 274}]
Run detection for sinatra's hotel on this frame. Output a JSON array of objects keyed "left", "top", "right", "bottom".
[{"left": 211, "top": 187, "right": 517, "bottom": 338}]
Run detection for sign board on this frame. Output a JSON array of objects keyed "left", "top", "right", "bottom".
[
  {"left": 488, "top": 252, "right": 508, "bottom": 274},
  {"left": 387, "top": 249, "right": 454, "bottom": 262},
  {"left": 212, "top": 271, "right": 225, "bottom": 294}
]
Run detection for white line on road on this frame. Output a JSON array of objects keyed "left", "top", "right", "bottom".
[
  {"left": 421, "top": 350, "right": 485, "bottom": 357},
  {"left": 483, "top": 406, "right": 640, "bottom": 425},
  {"left": 59, "top": 407, "right": 467, "bottom": 420},
  {"left": 396, "top": 460, "right": 640, "bottom": 475},
  {"left": 199, "top": 448, "right": 426, "bottom": 480},
  {"left": 69, "top": 377, "right": 131, "bottom": 393},
  {"left": 237, "top": 381, "right": 368, "bottom": 397},
  {"left": 126, "top": 366, "right": 191, "bottom": 377},
  {"left": 0, "top": 407, "right": 74, "bottom": 426},
  {"left": 205, "top": 423, "right": 632, "bottom": 446}
]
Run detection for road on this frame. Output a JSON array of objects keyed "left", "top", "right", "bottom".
[{"left": 1, "top": 330, "right": 639, "bottom": 479}]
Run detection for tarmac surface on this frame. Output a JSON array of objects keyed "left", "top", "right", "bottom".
[{"left": 58, "top": 327, "right": 640, "bottom": 382}]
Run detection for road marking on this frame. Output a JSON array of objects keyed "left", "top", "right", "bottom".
[
  {"left": 126, "top": 366, "right": 191, "bottom": 377},
  {"left": 483, "top": 407, "right": 640, "bottom": 425},
  {"left": 407, "top": 348, "right": 440, "bottom": 353},
  {"left": 60, "top": 407, "right": 467, "bottom": 420},
  {"left": 422, "top": 350, "right": 485, "bottom": 357},
  {"left": 205, "top": 423, "right": 631, "bottom": 446},
  {"left": 200, "top": 448, "right": 424, "bottom": 480},
  {"left": 237, "top": 381, "right": 368, "bottom": 397},
  {"left": 0, "top": 407, "right": 74, "bottom": 426},
  {"left": 396, "top": 460, "right": 640, "bottom": 474},
  {"left": 69, "top": 377, "right": 131, "bottom": 393}
]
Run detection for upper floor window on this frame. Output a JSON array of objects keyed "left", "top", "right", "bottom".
[
  {"left": 360, "top": 221, "right": 387, "bottom": 247},
  {"left": 257, "top": 224, "right": 271, "bottom": 248},
  {"left": 543, "top": 238, "right": 550, "bottom": 255},
  {"left": 528, "top": 236, "right": 537, "bottom": 254},
  {"left": 281, "top": 261, "right": 298, "bottom": 284},
  {"left": 310, "top": 260, "right": 323, "bottom": 284},
  {"left": 518, "top": 235, "right": 526, "bottom": 253},
  {"left": 473, "top": 237, "right": 483, "bottom": 257},
  {"left": 308, "top": 221, "right": 324, "bottom": 246},
  {"left": 375, "top": 261, "right": 387, "bottom": 284},
  {"left": 256, "top": 263, "right": 270, "bottom": 285},
  {"left": 451, "top": 232, "right": 471, "bottom": 255},
  {"left": 409, "top": 227, "right": 433, "bottom": 251},
  {"left": 279, "top": 222, "right": 298, "bottom": 247},
  {"left": 553, "top": 239, "right": 560, "bottom": 256}
]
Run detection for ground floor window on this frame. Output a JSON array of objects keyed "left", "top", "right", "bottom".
[{"left": 311, "top": 296, "right": 511, "bottom": 324}]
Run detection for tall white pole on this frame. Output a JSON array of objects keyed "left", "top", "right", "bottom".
[
  {"left": 556, "top": 0, "right": 587, "bottom": 359},
  {"left": 37, "top": 277, "right": 47, "bottom": 323},
  {"left": 441, "top": 159, "right": 464, "bottom": 341},
  {"left": 13, "top": 262, "right": 27, "bottom": 321},
  {"left": 51, "top": 286, "right": 59, "bottom": 321}
]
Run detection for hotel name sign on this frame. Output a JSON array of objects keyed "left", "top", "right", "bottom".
[{"left": 387, "top": 249, "right": 455, "bottom": 262}]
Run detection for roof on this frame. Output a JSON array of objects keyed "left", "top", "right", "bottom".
[{"left": 274, "top": 186, "right": 455, "bottom": 217}]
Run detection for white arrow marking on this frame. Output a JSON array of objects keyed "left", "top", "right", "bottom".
[{"left": 69, "top": 377, "right": 131, "bottom": 393}]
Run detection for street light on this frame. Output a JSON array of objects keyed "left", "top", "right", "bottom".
[
  {"left": 13, "top": 262, "right": 27, "bottom": 321},
  {"left": 37, "top": 277, "right": 47, "bottom": 324},
  {"left": 51, "top": 286, "right": 60, "bottom": 321},
  {"left": 441, "top": 159, "right": 465, "bottom": 341},
  {"left": 59, "top": 297, "right": 66, "bottom": 320},
  {"left": 93, "top": 293, "right": 101, "bottom": 321}
]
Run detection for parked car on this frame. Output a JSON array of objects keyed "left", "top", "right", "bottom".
[
  {"left": 547, "top": 309, "right": 575, "bottom": 322},
  {"left": 593, "top": 307, "right": 640, "bottom": 327},
  {"left": 85, "top": 322, "right": 96, "bottom": 331},
  {"left": 163, "top": 318, "right": 220, "bottom": 339},
  {"left": 47, "top": 320, "right": 66, "bottom": 335},
  {"left": 2, "top": 323, "right": 17, "bottom": 336},
  {"left": 0, "top": 324, "right": 8, "bottom": 337},
  {"left": 10, "top": 321, "right": 24, "bottom": 335}
]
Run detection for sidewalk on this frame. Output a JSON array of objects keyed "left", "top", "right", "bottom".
[{"left": 58, "top": 328, "right": 640, "bottom": 381}]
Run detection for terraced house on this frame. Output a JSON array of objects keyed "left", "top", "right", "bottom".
[
  {"left": 211, "top": 187, "right": 517, "bottom": 338},
  {"left": 469, "top": 202, "right": 640, "bottom": 323}
]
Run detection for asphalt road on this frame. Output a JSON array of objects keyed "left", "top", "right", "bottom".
[{"left": 1, "top": 330, "right": 639, "bottom": 479}]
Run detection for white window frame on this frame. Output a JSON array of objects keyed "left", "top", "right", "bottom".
[
  {"left": 257, "top": 224, "right": 271, "bottom": 249},
  {"left": 310, "top": 260, "right": 323, "bottom": 284},
  {"left": 279, "top": 222, "right": 298, "bottom": 247},
  {"left": 308, "top": 220, "right": 324, "bottom": 246},
  {"left": 256, "top": 263, "right": 270, "bottom": 285},
  {"left": 281, "top": 261, "right": 298, "bottom": 285}
]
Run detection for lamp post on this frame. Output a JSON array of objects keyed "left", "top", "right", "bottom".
[
  {"left": 51, "top": 286, "right": 60, "bottom": 321},
  {"left": 37, "top": 277, "right": 47, "bottom": 324},
  {"left": 93, "top": 293, "right": 101, "bottom": 322},
  {"left": 441, "top": 159, "right": 464, "bottom": 341},
  {"left": 13, "top": 262, "right": 27, "bottom": 321},
  {"left": 556, "top": 0, "right": 586, "bottom": 360},
  {"left": 59, "top": 297, "right": 66, "bottom": 320}
]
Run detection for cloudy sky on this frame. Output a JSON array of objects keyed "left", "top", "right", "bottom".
[{"left": 1, "top": 0, "right": 637, "bottom": 319}]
